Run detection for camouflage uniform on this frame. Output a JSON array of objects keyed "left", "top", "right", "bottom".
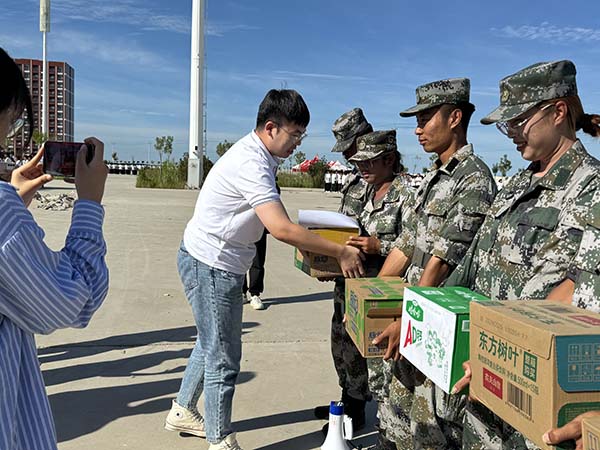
[
  {"left": 330, "top": 108, "right": 373, "bottom": 404},
  {"left": 391, "top": 78, "right": 497, "bottom": 450},
  {"left": 443, "top": 60, "right": 600, "bottom": 450},
  {"left": 569, "top": 189, "right": 600, "bottom": 312},
  {"left": 350, "top": 130, "right": 414, "bottom": 448}
]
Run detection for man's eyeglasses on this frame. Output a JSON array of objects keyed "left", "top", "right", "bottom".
[
  {"left": 6, "top": 117, "right": 25, "bottom": 138},
  {"left": 274, "top": 122, "right": 307, "bottom": 144},
  {"left": 496, "top": 103, "right": 554, "bottom": 137}
]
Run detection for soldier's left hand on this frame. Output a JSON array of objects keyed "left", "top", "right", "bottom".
[
  {"left": 372, "top": 321, "right": 401, "bottom": 360},
  {"left": 451, "top": 361, "right": 473, "bottom": 396},
  {"left": 543, "top": 410, "right": 600, "bottom": 449},
  {"left": 346, "top": 236, "right": 381, "bottom": 254}
]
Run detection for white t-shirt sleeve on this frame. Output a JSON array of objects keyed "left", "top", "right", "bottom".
[{"left": 236, "top": 158, "right": 280, "bottom": 208}]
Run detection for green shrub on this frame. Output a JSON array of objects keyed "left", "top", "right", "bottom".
[
  {"left": 136, "top": 161, "right": 186, "bottom": 189},
  {"left": 277, "top": 171, "right": 320, "bottom": 188},
  {"left": 136, "top": 155, "right": 214, "bottom": 189}
]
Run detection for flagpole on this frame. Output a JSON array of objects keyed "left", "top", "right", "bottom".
[
  {"left": 187, "top": 0, "right": 205, "bottom": 189},
  {"left": 40, "top": 0, "right": 50, "bottom": 138}
]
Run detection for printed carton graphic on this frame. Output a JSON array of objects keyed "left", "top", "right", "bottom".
[
  {"left": 345, "top": 277, "right": 407, "bottom": 358},
  {"left": 471, "top": 301, "right": 600, "bottom": 450},
  {"left": 400, "top": 287, "right": 489, "bottom": 394}
]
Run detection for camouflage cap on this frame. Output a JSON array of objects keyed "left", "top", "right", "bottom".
[
  {"left": 481, "top": 60, "right": 577, "bottom": 125},
  {"left": 399, "top": 78, "right": 472, "bottom": 117},
  {"left": 348, "top": 130, "right": 397, "bottom": 162},
  {"left": 331, "top": 108, "right": 372, "bottom": 152}
]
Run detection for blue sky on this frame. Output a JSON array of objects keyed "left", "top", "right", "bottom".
[{"left": 1, "top": 0, "right": 600, "bottom": 173}]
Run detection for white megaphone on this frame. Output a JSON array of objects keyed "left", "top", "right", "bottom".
[{"left": 320, "top": 401, "right": 353, "bottom": 450}]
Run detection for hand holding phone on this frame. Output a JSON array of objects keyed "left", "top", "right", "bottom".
[
  {"left": 11, "top": 147, "right": 52, "bottom": 207},
  {"left": 42, "top": 141, "right": 94, "bottom": 178},
  {"left": 74, "top": 137, "right": 108, "bottom": 204}
]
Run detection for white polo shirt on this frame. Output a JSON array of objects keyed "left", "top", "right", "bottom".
[{"left": 183, "top": 131, "right": 281, "bottom": 274}]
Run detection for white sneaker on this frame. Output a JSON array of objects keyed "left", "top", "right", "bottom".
[
  {"left": 249, "top": 294, "right": 265, "bottom": 310},
  {"left": 164, "top": 400, "right": 206, "bottom": 437},
  {"left": 242, "top": 292, "right": 250, "bottom": 304},
  {"left": 208, "top": 433, "right": 244, "bottom": 450}
]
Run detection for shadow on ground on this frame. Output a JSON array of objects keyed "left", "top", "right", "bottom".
[
  {"left": 264, "top": 291, "right": 332, "bottom": 307},
  {"left": 39, "top": 322, "right": 260, "bottom": 365},
  {"left": 43, "top": 324, "right": 259, "bottom": 442}
]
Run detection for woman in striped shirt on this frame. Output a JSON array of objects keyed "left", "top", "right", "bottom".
[{"left": 0, "top": 47, "right": 109, "bottom": 450}]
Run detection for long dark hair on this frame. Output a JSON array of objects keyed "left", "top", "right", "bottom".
[{"left": 0, "top": 47, "right": 33, "bottom": 144}]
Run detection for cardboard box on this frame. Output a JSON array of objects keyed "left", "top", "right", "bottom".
[
  {"left": 345, "top": 277, "right": 407, "bottom": 358},
  {"left": 293, "top": 227, "right": 359, "bottom": 277},
  {"left": 470, "top": 300, "right": 600, "bottom": 450},
  {"left": 583, "top": 416, "right": 600, "bottom": 450},
  {"left": 399, "top": 287, "right": 489, "bottom": 394}
]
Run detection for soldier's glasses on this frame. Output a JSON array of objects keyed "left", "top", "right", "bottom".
[
  {"left": 274, "top": 122, "right": 307, "bottom": 144},
  {"left": 355, "top": 155, "right": 385, "bottom": 170},
  {"left": 496, "top": 103, "right": 554, "bottom": 137}
]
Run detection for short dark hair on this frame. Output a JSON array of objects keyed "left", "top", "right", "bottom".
[
  {"left": 0, "top": 48, "right": 33, "bottom": 145},
  {"left": 442, "top": 102, "right": 475, "bottom": 135},
  {"left": 256, "top": 89, "right": 310, "bottom": 129}
]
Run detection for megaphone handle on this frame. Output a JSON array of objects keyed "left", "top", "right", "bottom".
[{"left": 343, "top": 415, "right": 354, "bottom": 440}]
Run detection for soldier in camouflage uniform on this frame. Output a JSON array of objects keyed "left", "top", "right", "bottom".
[
  {"left": 346, "top": 130, "right": 414, "bottom": 450},
  {"left": 314, "top": 108, "right": 373, "bottom": 433},
  {"left": 536, "top": 104, "right": 600, "bottom": 450},
  {"left": 569, "top": 192, "right": 600, "bottom": 313},
  {"left": 443, "top": 60, "right": 600, "bottom": 450},
  {"left": 376, "top": 78, "right": 496, "bottom": 449}
]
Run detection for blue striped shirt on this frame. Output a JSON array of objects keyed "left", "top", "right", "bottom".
[{"left": 0, "top": 182, "right": 109, "bottom": 450}]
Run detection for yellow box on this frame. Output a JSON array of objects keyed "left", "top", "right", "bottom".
[{"left": 293, "top": 227, "right": 359, "bottom": 277}]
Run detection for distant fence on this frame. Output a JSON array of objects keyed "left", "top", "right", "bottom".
[{"left": 107, "top": 162, "right": 160, "bottom": 176}]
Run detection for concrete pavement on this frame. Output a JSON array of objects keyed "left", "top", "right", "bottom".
[{"left": 34, "top": 176, "right": 377, "bottom": 450}]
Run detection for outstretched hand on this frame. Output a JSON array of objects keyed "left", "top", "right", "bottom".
[{"left": 338, "top": 245, "right": 365, "bottom": 278}]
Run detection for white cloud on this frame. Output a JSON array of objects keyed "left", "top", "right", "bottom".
[
  {"left": 492, "top": 22, "right": 600, "bottom": 43},
  {"left": 273, "top": 70, "right": 368, "bottom": 82},
  {"left": 50, "top": 0, "right": 191, "bottom": 34},
  {"left": 206, "top": 23, "right": 261, "bottom": 37},
  {"left": 0, "top": 34, "right": 38, "bottom": 52},
  {"left": 30, "top": 0, "right": 259, "bottom": 37},
  {"left": 50, "top": 30, "right": 166, "bottom": 68}
]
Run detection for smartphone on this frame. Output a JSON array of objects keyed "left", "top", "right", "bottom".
[{"left": 43, "top": 141, "right": 94, "bottom": 178}]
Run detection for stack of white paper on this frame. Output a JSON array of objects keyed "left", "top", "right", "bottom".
[{"left": 298, "top": 210, "right": 359, "bottom": 229}]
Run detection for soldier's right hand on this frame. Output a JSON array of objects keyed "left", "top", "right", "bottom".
[
  {"left": 543, "top": 410, "right": 600, "bottom": 449},
  {"left": 338, "top": 245, "right": 365, "bottom": 278},
  {"left": 372, "top": 321, "right": 401, "bottom": 361}
]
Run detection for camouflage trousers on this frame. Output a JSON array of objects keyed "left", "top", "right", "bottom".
[
  {"left": 331, "top": 278, "right": 369, "bottom": 401},
  {"left": 368, "top": 358, "right": 410, "bottom": 445},
  {"left": 390, "top": 360, "right": 466, "bottom": 450},
  {"left": 462, "top": 401, "right": 540, "bottom": 450}
]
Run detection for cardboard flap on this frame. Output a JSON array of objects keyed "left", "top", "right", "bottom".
[
  {"left": 471, "top": 301, "right": 554, "bottom": 360},
  {"left": 367, "top": 307, "right": 403, "bottom": 318},
  {"left": 345, "top": 277, "right": 408, "bottom": 302}
]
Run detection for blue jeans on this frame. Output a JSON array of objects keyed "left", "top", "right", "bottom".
[{"left": 176, "top": 243, "right": 244, "bottom": 443}]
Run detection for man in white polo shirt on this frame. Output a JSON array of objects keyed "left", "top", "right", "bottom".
[{"left": 165, "top": 89, "right": 365, "bottom": 450}]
